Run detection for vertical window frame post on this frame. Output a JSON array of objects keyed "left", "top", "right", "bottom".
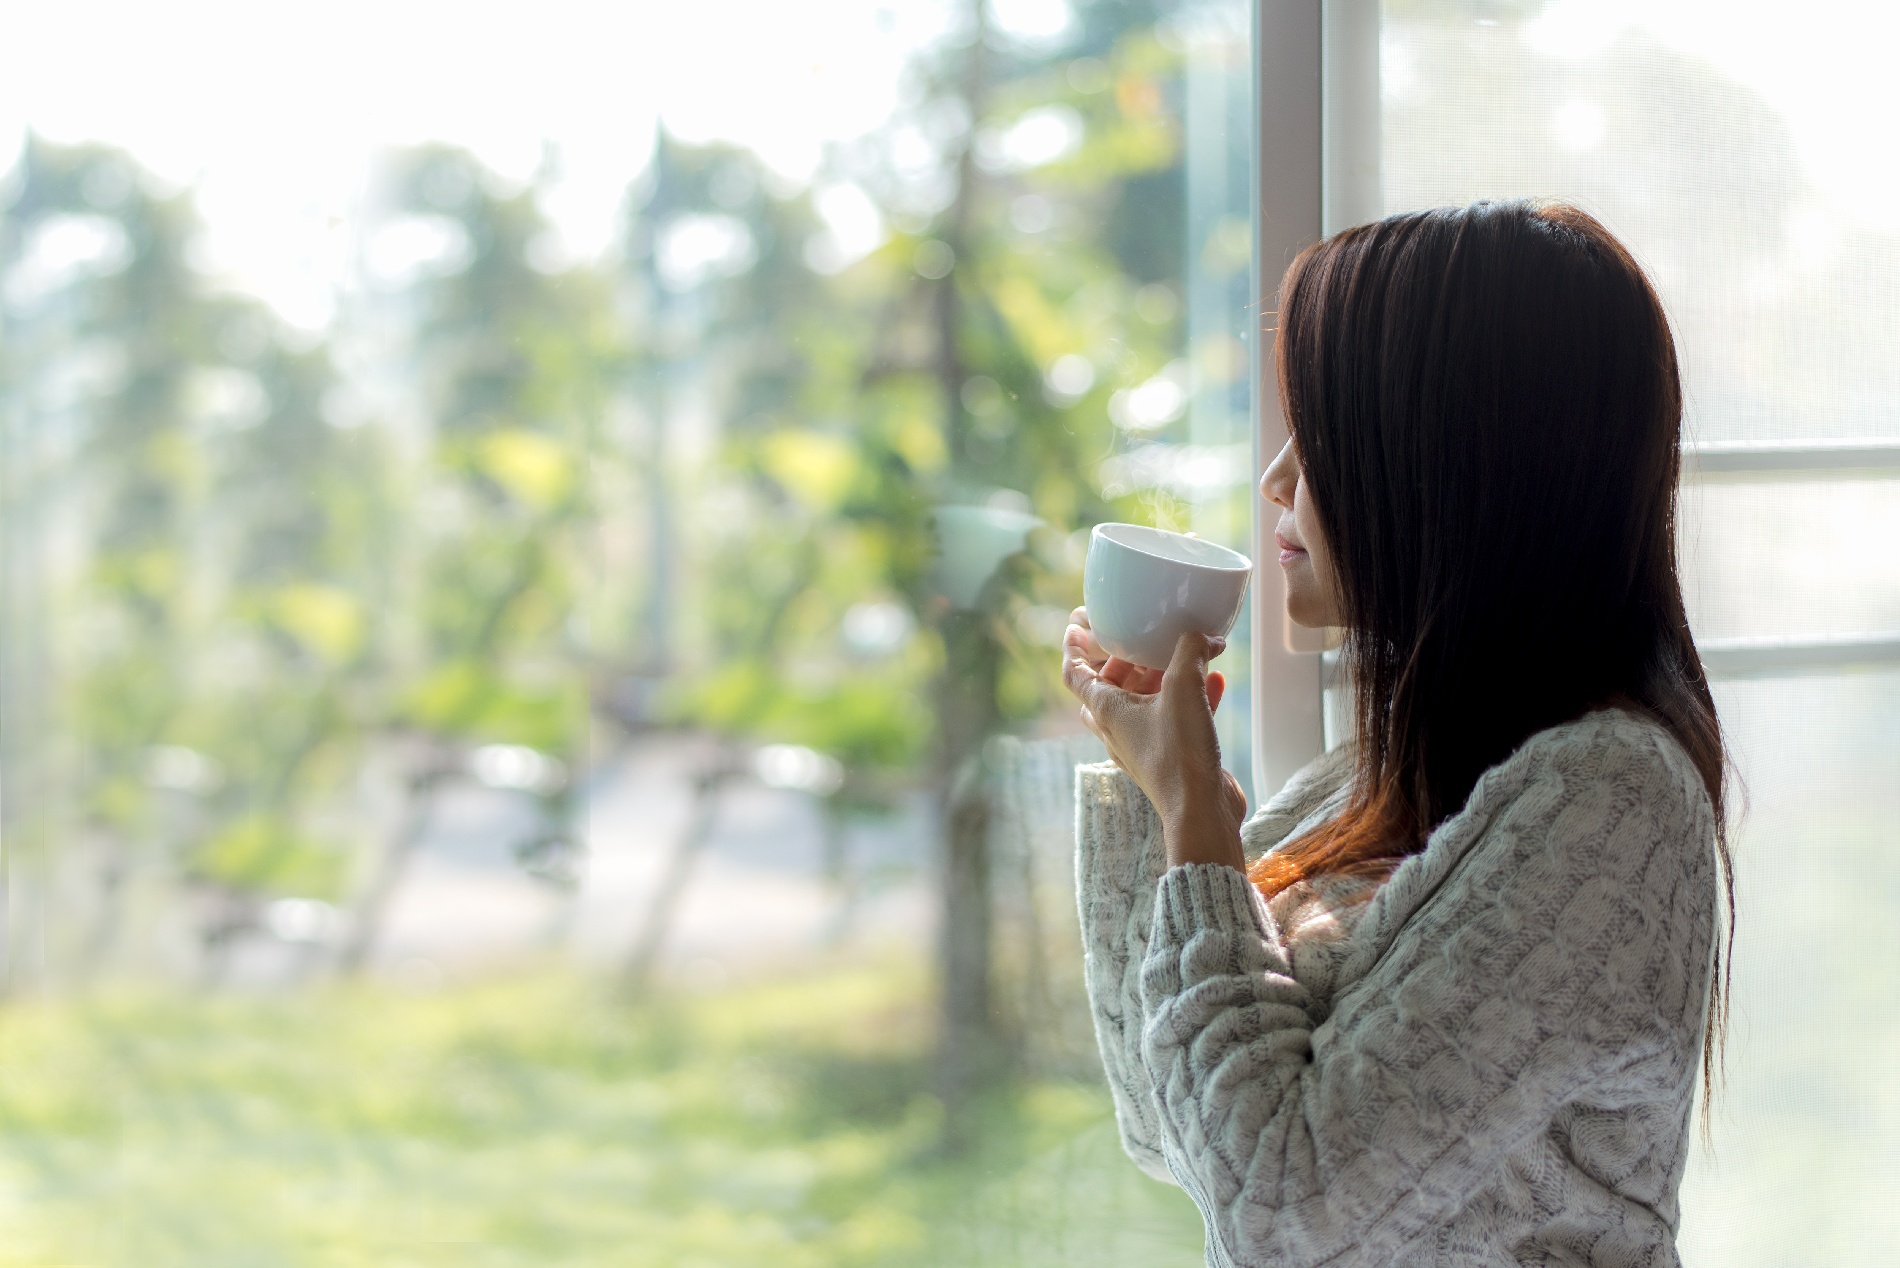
[{"left": 1249, "top": 0, "right": 1381, "bottom": 796}]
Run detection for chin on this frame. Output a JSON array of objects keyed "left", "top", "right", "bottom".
[{"left": 1282, "top": 583, "right": 1329, "bottom": 629}]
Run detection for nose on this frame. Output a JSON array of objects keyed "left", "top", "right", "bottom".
[{"left": 1260, "top": 438, "right": 1295, "bottom": 509}]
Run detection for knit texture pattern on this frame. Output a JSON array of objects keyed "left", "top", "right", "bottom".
[{"left": 1074, "top": 709, "right": 1717, "bottom": 1267}]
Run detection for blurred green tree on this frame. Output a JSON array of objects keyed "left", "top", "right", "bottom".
[
  {"left": 1, "top": 5, "right": 1202, "bottom": 1050},
  {"left": 338, "top": 144, "right": 622, "bottom": 968},
  {"left": 0, "top": 138, "right": 385, "bottom": 984},
  {"left": 0, "top": 140, "right": 210, "bottom": 985},
  {"left": 642, "top": 0, "right": 1190, "bottom": 1126}
]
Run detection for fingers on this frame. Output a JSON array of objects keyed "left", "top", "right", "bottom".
[
  {"left": 1063, "top": 633, "right": 1141, "bottom": 765},
  {"left": 1067, "top": 607, "right": 1109, "bottom": 669},
  {"left": 1066, "top": 608, "right": 1181, "bottom": 697},
  {"left": 1206, "top": 669, "right": 1225, "bottom": 714},
  {"left": 1064, "top": 619, "right": 1108, "bottom": 671},
  {"left": 1061, "top": 633, "right": 1099, "bottom": 701},
  {"left": 1063, "top": 624, "right": 1105, "bottom": 681},
  {"left": 1063, "top": 640, "right": 1129, "bottom": 723},
  {"left": 1098, "top": 656, "right": 1166, "bottom": 696}
]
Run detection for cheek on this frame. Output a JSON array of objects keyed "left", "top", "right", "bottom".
[
  {"left": 1292, "top": 478, "right": 1325, "bottom": 553},
  {"left": 1292, "top": 479, "right": 1337, "bottom": 602}
]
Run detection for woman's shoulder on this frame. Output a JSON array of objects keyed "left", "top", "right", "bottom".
[
  {"left": 1500, "top": 705, "right": 1711, "bottom": 812},
  {"left": 1320, "top": 706, "right": 1718, "bottom": 1005},
  {"left": 1443, "top": 704, "right": 1717, "bottom": 883}
]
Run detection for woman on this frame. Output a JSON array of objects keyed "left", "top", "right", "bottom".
[{"left": 1063, "top": 200, "right": 1732, "bottom": 1267}]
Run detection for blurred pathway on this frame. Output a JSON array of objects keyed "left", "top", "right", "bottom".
[{"left": 364, "top": 733, "right": 936, "bottom": 985}]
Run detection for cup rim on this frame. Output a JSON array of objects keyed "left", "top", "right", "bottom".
[{"left": 1090, "top": 522, "right": 1252, "bottom": 574}]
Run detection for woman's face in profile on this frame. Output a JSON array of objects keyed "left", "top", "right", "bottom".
[{"left": 1261, "top": 438, "right": 1342, "bottom": 629}]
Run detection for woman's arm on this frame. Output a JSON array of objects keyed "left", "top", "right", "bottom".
[
  {"left": 1065, "top": 618, "right": 1334, "bottom": 1185},
  {"left": 1064, "top": 616, "right": 1357, "bottom": 1194},
  {"left": 1077, "top": 743, "right": 1360, "bottom": 1185},
  {"left": 1065, "top": 611, "right": 1244, "bottom": 1182},
  {"left": 1139, "top": 725, "right": 1715, "bottom": 1266},
  {"left": 1074, "top": 760, "right": 1177, "bottom": 1182}
]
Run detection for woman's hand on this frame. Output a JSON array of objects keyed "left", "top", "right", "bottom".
[
  {"left": 1063, "top": 609, "right": 1248, "bottom": 871},
  {"left": 1062, "top": 606, "right": 1225, "bottom": 706}
]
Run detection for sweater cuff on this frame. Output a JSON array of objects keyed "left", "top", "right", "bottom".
[
  {"left": 1074, "top": 761, "right": 1160, "bottom": 877},
  {"left": 1153, "top": 862, "right": 1269, "bottom": 949},
  {"left": 1075, "top": 760, "right": 1152, "bottom": 832}
]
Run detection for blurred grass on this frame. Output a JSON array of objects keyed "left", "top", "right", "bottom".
[{"left": 0, "top": 959, "right": 1203, "bottom": 1267}]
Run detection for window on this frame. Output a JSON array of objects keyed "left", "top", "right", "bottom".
[
  {"left": 1254, "top": 4, "right": 1900, "bottom": 1259},
  {"left": 0, "top": 1, "right": 1249, "bottom": 1259},
  {"left": 4, "top": 2, "right": 1886, "bottom": 1258}
]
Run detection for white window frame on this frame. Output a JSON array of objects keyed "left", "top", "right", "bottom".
[{"left": 1249, "top": 0, "right": 1381, "bottom": 795}]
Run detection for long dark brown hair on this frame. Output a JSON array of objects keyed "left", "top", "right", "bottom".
[{"left": 1248, "top": 200, "right": 1734, "bottom": 1117}]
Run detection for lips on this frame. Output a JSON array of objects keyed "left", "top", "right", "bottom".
[{"left": 1275, "top": 531, "right": 1307, "bottom": 564}]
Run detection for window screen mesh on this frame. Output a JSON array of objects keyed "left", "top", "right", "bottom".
[{"left": 1381, "top": 6, "right": 1900, "bottom": 1260}]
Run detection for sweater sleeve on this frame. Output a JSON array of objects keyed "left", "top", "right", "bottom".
[
  {"left": 1075, "top": 751, "right": 1353, "bottom": 1185},
  {"left": 1074, "top": 761, "right": 1176, "bottom": 1182},
  {"left": 1137, "top": 726, "right": 1715, "bottom": 1267}
]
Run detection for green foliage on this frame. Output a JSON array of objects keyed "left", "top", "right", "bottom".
[
  {"left": 650, "top": 10, "right": 1191, "bottom": 787},
  {"left": 1, "top": 138, "right": 407, "bottom": 921},
  {"left": 402, "top": 658, "right": 585, "bottom": 752},
  {"left": 265, "top": 583, "right": 369, "bottom": 668},
  {"left": 0, "top": 1, "right": 1204, "bottom": 1000},
  {"left": 190, "top": 813, "right": 350, "bottom": 901},
  {"left": 670, "top": 657, "right": 934, "bottom": 772},
  {"left": 0, "top": 963, "right": 1203, "bottom": 1266},
  {"left": 0, "top": 10, "right": 1230, "bottom": 1254}
]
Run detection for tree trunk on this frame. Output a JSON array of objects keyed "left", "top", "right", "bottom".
[
  {"left": 934, "top": 610, "right": 1006, "bottom": 1138},
  {"left": 928, "top": 0, "right": 1007, "bottom": 1142},
  {"left": 621, "top": 764, "right": 727, "bottom": 993},
  {"left": 336, "top": 757, "right": 444, "bottom": 976}
]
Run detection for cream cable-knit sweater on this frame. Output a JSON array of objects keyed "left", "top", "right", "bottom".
[{"left": 1074, "top": 708, "right": 1717, "bottom": 1267}]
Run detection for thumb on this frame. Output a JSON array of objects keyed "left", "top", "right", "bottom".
[{"left": 1162, "top": 630, "right": 1224, "bottom": 699}]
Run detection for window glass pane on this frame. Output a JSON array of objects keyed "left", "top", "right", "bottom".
[
  {"left": 1382, "top": 4, "right": 1900, "bottom": 446},
  {"left": 1381, "top": 5, "right": 1900, "bottom": 1260},
  {"left": 1684, "top": 671, "right": 1900, "bottom": 1260},
  {"left": 0, "top": 2, "right": 1247, "bottom": 1259},
  {"left": 1681, "top": 480, "right": 1900, "bottom": 643},
  {"left": 1181, "top": 1, "right": 1258, "bottom": 794}
]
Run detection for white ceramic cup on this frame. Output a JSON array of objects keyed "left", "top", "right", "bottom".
[{"left": 1082, "top": 523, "right": 1253, "bottom": 670}]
